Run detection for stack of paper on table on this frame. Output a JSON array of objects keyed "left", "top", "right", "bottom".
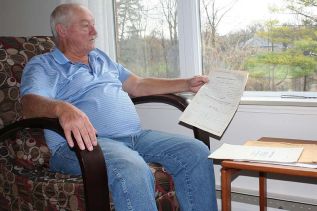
[
  {"left": 209, "top": 137, "right": 317, "bottom": 168},
  {"left": 244, "top": 138, "right": 317, "bottom": 168},
  {"left": 208, "top": 143, "right": 304, "bottom": 163}
]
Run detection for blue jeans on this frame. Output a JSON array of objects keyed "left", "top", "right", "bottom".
[{"left": 50, "top": 130, "right": 218, "bottom": 211}]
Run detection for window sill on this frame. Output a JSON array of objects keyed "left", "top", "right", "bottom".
[
  {"left": 241, "top": 91, "right": 317, "bottom": 107},
  {"left": 179, "top": 91, "right": 317, "bottom": 107},
  {"left": 241, "top": 96, "right": 317, "bottom": 107}
]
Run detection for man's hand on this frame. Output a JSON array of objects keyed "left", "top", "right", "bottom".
[
  {"left": 21, "top": 94, "right": 97, "bottom": 151},
  {"left": 188, "top": 75, "right": 209, "bottom": 93},
  {"left": 56, "top": 101, "right": 98, "bottom": 151}
]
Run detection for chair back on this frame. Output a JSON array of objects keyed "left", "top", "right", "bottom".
[
  {"left": 0, "top": 36, "right": 55, "bottom": 126},
  {"left": 0, "top": 36, "right": 55, "bottom": 169}
]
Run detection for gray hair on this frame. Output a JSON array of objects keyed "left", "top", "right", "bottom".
[{"left": 50, "top": 3, "right": 82, "bottom": 44}]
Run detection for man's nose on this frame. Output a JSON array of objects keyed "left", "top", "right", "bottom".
[{"left": 90, "top": 25, "right": 97, "bottom": 36}]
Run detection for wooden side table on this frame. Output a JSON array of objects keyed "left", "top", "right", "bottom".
[{"left": 221, "top": 160, "right": 317, "bottom": 211}]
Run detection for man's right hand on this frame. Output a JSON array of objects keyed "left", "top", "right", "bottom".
[{"left": 55, "top": 101, "right": 98, "bottom": 151}]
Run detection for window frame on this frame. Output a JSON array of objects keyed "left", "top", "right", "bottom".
[
  {"left": 102, "top": 0, "right": 116, "bottom": 60},
  {"left": 178, "top": 0, "right": 202, "bottom": 77}
]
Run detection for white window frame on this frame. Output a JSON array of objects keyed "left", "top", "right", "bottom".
[
  {"left": 178, "top": 0, "right": 202, "bottom": 77},
  {"left": 101, "top": 0, "right": 116, "bottom": 60},
  {"left": 100, "top": 0, "right": 117, "bottom": 60}
]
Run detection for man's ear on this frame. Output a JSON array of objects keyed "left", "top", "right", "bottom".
[{"left": 56, "top": 24, "right": 67, "bottom": 38}]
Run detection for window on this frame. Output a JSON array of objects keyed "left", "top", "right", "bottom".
[
  {"left": 113, "top": 0, "right": 317, "bottom": 93},
  {"left": 114, "top": 0, "right": 180, "bottom": 78},
  {"left": 200, "top": 0, "right": 317, "bottom": 92}
]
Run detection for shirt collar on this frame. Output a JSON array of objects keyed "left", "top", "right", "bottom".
[
  {"left": 51, "top": 47, "right": 100, "bottom": 64},
  {"left": 51, "top": 47, "right": 70, "bottom": 65},
  {"left": 88, "top": 49, "right": 101, "bottom": 60}
]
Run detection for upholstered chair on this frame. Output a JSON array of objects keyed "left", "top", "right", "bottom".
[{"left": 0, "top": 36, "right": 209, "bottom": 211}]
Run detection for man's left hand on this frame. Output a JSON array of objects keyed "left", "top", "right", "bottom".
[{"left": 188, "top": 75, "right": 209, "bottom": 93}]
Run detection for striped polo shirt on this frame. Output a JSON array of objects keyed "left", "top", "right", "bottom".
[{"left": 20, "top": 47, "right": 142, "bottom": 155}]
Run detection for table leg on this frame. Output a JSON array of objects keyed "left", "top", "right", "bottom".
[
  {"left": 221, "top": 167, "right": 231, "bottom": 211},
  {"left": 259, "top": 172, "right": 267, "bottom": 211},
  {"left": 221, "top": 167, "right": 239, "bottom": 211}
]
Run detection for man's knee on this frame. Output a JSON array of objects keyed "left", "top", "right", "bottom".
[
  {"left": 108, "top": 157, "right": 154, "bottom": 187},
  {"left": 182, "top": 138, "right": 210, "bottom": 157}
]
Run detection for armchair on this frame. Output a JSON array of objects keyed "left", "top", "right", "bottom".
[{"left": 0, "top": 36, "right": 210, "bottom": 211}]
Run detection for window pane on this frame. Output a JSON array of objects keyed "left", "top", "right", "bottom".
[
  {"left": 200, "top": 0, "right": 317, "bottom": 92},
  {"left": 114, "top": 0, "right": 180, "bottom": 77}
]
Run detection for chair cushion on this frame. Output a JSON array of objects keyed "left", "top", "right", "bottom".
[
  {"left": 1, "top": 128, "right": 51, "bottom": 169},
  {"left": 0, "top": 156, "right": 85, "bottom": 210}
]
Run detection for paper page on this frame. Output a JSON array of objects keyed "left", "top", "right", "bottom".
[
  {"left": 208, "top": 143, "right": 303, "bottom": 163},
  {"left": 245, "top": 140, "right": 317, "bottom": 163},
  {"left": 179, "top": 70, "right": 248, "bottom": 137}
]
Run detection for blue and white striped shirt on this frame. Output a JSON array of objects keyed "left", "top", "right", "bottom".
[{"left": 20, "top": 48, "right": 142, "bottom": 155}]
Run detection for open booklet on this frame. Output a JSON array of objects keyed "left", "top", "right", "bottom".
[
  {"left": 179, "top": 70, "right": 248, "bottom": 137},
  {"left": 209, "top": 139, "right": 317, "bottom": 168}
]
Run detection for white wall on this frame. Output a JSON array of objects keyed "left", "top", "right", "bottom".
[{"left": 0, "top": 0, "right": 57, "bottom": 36}]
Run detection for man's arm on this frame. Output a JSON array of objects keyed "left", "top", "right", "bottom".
[
  {"left": 122, "top": 74, "right": 208, "bottom": 97},
  {"left": 21, "top": 94, "right": 97, "bottom": 151}
]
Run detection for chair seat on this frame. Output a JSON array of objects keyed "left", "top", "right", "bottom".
[{"left": 0, "top": 161, "right": 85, "bottom": 210}]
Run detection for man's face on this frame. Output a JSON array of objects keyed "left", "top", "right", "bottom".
[{"left": 62, "top": 7, "right": 97, "bottom": 55}]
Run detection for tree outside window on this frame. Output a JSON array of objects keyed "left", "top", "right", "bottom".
[
  {"left": 200, "top": 0, "right": 317, "bottom": 92},
  {"left": 114, "top": 0, "right": 179, "bottom": 78}
]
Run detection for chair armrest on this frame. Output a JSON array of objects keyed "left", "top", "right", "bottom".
[
  {"left": 0, "top": 117, "right": 110, "bottom": 211},
  {"left": 132, "top": 93, "right": 189, "bottom": 111},
  {"left": 132, "top": 94, "right": 210, "bottom": 148}
]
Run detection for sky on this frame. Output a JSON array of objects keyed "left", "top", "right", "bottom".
[
  {"left": 135, "top": 0, "right": 303, "bottom": 37},
  {"left": 212, "top": 0, "right": 290, "bottom": 35}
]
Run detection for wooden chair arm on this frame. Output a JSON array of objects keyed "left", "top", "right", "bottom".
[
  {"left": 0, "top": 117, "right": 110, "bottom": 211},
  {"left": 132, "top": 94, "right": 210, "bottom": 148}
]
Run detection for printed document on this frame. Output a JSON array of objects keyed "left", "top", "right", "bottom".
[
  {"left": 244, "top": 140, "right": 317, "bottom": 168},
  {"left": 244, "top": 140, "right": 317, "bottom": 163},
  {"left": 179, "top": 70, "right": 248, "bottom": 136},
  {"left": 208, "top": 143, "right": 304, "bottom": 163}
]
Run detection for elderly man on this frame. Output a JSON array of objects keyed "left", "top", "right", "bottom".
[{"left": 20, "top": 3, "right": 217, "bottom": 211}]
